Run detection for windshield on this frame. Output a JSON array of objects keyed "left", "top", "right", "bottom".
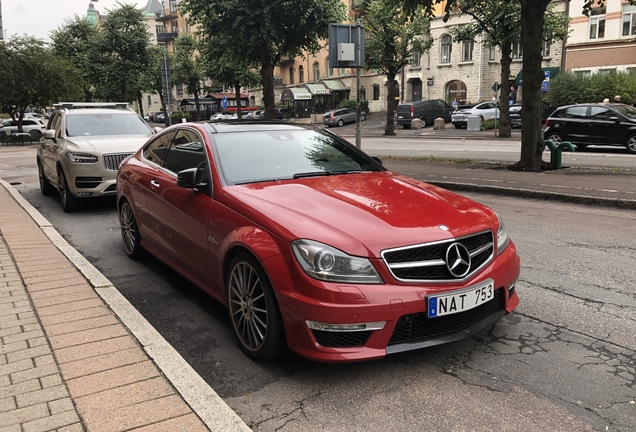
[
  {"left": 613, "top": 104, "right": 636, "bottom": 120},
  {"left": 66, "top": 113, "right": 152, "bottom": 137},
  {"left": 212, "top": 129, "right": 384, "bottom": 185}
]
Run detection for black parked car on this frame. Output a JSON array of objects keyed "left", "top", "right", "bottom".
[
  {"left": 509, "top": 101, "right": 558, "bottom": 127},
  {"left": 543, "top": 103, "right": 636, "bottom": 154},
  {"left": 396, "top": 99, "right": 455, "bottom": 128}
]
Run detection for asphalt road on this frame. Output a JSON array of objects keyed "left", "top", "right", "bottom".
[{"left": 2, "top": 144, "right": 635, "bottom": 431}]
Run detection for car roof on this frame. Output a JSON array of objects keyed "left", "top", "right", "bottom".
[
  {"left": 64, "top": 109, "right": 139, "bottom": 116},
  {"left": 201, "top": 121, "right": 311, "bottom": 134}
]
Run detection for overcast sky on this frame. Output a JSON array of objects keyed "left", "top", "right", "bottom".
[{"left": 2, "top": 0, "right": 146, "bottom": 42}]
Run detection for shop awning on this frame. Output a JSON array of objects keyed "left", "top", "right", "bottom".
[
  {"left": 305, "top": 83, "right": 331, "bottom": 95},
  {"left": 321, "top": 80, "right": 349, "bottom": 91},
  {"left": 515, "top": 67, "right": 559, "bottom": 90},
  {"left": 280, "top": 87, "right": 312, "bottom": 102}
]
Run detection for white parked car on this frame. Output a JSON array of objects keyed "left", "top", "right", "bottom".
[
  {"left": 0, "top": 118, "right": 47, "bottom": 138},
  {"left": 451, "top": 102, "right": 500, "bottom": 129},
  {"left": 37, "top": 102, "right": 155, "bottom": 212}
]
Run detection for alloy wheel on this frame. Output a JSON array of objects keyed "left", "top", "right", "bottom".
[
  {"left": 120, "top": 202, "right": 138, "bottom": 256},
  {"left": 228, "top": 260, "right": 268, "bottom": 352},
  {"left": 627, "top": 135, "right": 636, "bottom": 154}
]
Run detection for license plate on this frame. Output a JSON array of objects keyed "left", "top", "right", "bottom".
[{"left": 427, "top": 280, "right": 494, "bottom": 318}]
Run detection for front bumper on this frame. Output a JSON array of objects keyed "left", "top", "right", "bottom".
[
  {"left": 61, "top": 153, "right": 132, "bottom": 198},
  {"left": 266, "top": 242, "right": 521, "bottom": 363}
]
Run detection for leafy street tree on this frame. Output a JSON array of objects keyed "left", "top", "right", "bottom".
[
  {"left": 172, "top": 34, "right": 207, "bottom": 121},
  {"left": 202, "top": 48, "right": 261, "bottom": 119},
  {"left": 144, "top": 46, "right": 173, "bottom": 126},
  {"left": 181, "top": 0, "right": 346, "bottom": 120},
  {"left": 88, "top": 4, "right": 154, "bottom": 104},
  {"left": 449, "top": 0, "right": 569, "bottom": 138},
  {"left": 399, "top": 0, "right": 636, "bottom": 171},
  {"left": 0, "top": 36, "right": 82, "bottom": 131},
  {"left": 357, "top": 0, "right": 432, "bottom": 136},
  {"left": 50, "top": 16, "right": 98, "bottom": 102}
]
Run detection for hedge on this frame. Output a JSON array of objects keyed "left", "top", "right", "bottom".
[{"left": 546, "top": 71, "right": 636, "bottom": 107}]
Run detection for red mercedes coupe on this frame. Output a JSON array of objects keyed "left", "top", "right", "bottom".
[{"left": 116, "top": 121, "right": 520, "bottom": 363}]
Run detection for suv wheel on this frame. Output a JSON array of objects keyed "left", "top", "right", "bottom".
[
  {"left": 337, "top": 119, "right": 344, "bottom": 127},
  {"left": 37, "top": 160, "right": 55, "bottom": 196},
  {"left": 360, "top": 113, "right": 366, "bottom": 121},
  {"left": 545, "top": 132, "right": 563, "bottom": 145},
  {"left": 57, "top": 167, "right": 80, "bottom": 212}
]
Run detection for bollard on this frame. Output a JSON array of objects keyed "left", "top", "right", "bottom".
[{"left": 544, "top": 140, "right": 575, "bottom": 169}]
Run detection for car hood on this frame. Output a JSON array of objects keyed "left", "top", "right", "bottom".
[
  {"left": 223, "top": 172, "right": 496, "bottom": 257},
  {"left": 65, "top": 134, "right": 152, "bottom": 154}
]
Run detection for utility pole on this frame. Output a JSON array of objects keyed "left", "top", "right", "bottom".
[
  {"left": 355, "top": 19, "right": 361, "bottom": 149},
  {"left": 0, "top": 0, "right": 5, "bottom": 42}
]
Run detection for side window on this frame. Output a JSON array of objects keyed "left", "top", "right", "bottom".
[
  {"left": 564, "top": 106, "right": 588, "bottom": 119},
  {"left": 143, "top": 131, "right": 174, "bottom": 167},
  {"left": 590, "top": 106, "right": 615, "bottom": 120},
  {"left": 24, "top": 120, "right": 35, "bottom": 126},
  {"left": 51, "top": 114, "right": 63, "bottom": 138},
  {"left": 164, "top": 129, "right": 207, "bottom": 174}
]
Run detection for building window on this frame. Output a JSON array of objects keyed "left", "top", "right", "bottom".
[
  {"left": 598, "top": 68, "right": 616, "bottom": 76},
  {"left": 575, "top": 70, "right": 591, "bottom": 79},
  {"left": 542, "top": 39, "right": 551, "bottom": 56},
  {"left": 511, "top": 42, "right": 523, "bottom": 59},
  {"left": 489, "top": 47, "right": 496, "bottom": 61},
  {"left": 339, "top": 68, "right": 346, "bottom": 76},
  {"left": 299, "top": 65, "right": 304, "bottom": 83},
  {"left": 147, "top": 95, "right": 151, "bottom": 107},
  {"left": 176, "top": 84, "right": 183, "bottom": 96},
  {"left": 289, "top": 67, "right": 294, "bottom": 84},
  {"left": 169, "top": 0, "right": 177, "bottom": 12},
  {"left": 313, "top": 62, "right": 320, "bottom": 81},
  {"left": 622, "top": 5, "right": 636, "bottom": 36},
  {"left": 373, "top": 84, "right": 380, "bottom": 100},
  {"left": 171, "top": 20, "right": 178, "bottom": 33},
  {"left": 156, "top": 25, "right": 164, "bottom": 36},
  {"left": 461, "top": 40, "right": 473, "bottom": 62},
  {"left": 441, "top": 35, "right": 452, "bottom": 63},
  {"left": 589, "top": 7, "right": 606, "bottom": 39},
  {"left": 411, "top": 50, "right": 421, "bottom": 67},
  {"left": 360, "top": 88, "right": 366, "bottom": 100},
  {"left": 627, "top": 67, "right": 636, "bottom": 75},
  {"left": 326, "top": 58, "right": 332, "bottom": 77}
]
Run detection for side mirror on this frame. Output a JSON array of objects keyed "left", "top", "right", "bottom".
[
  {"left": 153, "top": 126, "right": 164, "bottom": 133},
  {"left": 608, "top": 116, "right": 621, "bottom": 122},
  {"left": 370, "top": 155, "right": 383, "bottom": 166},
  {"left": 43, "top": 130, "right": 56, "bottom": 139},
  {"left": 177, "top": 167, "right": 209, "bottom": 192}
]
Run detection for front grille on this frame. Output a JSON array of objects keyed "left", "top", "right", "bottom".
[
  {"left": 75, "top": 176, "right": 102, "bottom": 189},
  {"left": 382, "top": 231, "right": 494, "bottom": 282},
  {"left": 311, "top": 330, "right": 372, "bottom": 348},
  {"left": 103, "top": 153, "right": 134, "bottom": 171},
  {"left": 388, "top": 289, "right": 503, "bottom": 346}
]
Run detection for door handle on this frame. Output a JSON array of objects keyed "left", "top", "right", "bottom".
[{"left": 150, "top": 179, "right": 160, "bottom": 188}]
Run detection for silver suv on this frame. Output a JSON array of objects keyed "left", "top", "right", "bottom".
[{"left": 37, "top": 102, "right": 155, "bottom": 212}]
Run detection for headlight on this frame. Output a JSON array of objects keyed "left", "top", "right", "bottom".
[
  {"left": 291, "top": 239, "right": 382, "bottom": 284},
  {"left": 66, "top": 152, "right": 98, "bottom": 163},
  {"left": 496, "top": 212, "right": 510, "bottom": 255}
]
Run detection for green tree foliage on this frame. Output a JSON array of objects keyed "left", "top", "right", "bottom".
[
  {"left": 449, "top": 1, "right": 569, "bottom": 138},
  {"left": 547, "top": 72, "right": 636, "bottom": 107},
  {"left": 88, "top": 4, "right": 154, "bottom": 103},
  {"left": 358, "top": 0, "right": 432, "bottom": 136},
  {"left": 181, "top": 0, "right": 346, "bottom": 120},
  {"left": 0, "top": 36, "right": 82, "bottom": 131},
  {"left": 338, "top": 99, "right": 370, "bottom": 113},
  {"left": 145, "top": 46, "right": 173, "bottom": 126},
  {"left": 50, "top": 16, "right": 98, "bottom": 102},
  {"left": 172, "top": 34, "right": 207, "bottom": 120}
]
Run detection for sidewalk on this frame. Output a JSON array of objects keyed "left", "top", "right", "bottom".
[
  {"left": 0, "top": 181, "right": 250, "bottom": 432},
  {"left": 0, "top": 140, "right": 634, "bottom": 431}
]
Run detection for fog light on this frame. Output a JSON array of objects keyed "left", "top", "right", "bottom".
[
  {"left": 306, "top": 320, "right": 386, "bottom": 332},
  {"left": 77, "top": 192, "right": 92, "bottom": 197},
  {"left": 508, "top": 279, "right": 517, "bottom": 297}
]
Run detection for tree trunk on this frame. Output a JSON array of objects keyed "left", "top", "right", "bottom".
[
  {"left": 498, "top": 44, "right": 513, "bottom": 138},
  {"left": 137, "top": 93, "right": 144, "bottom": 119},
  {"left": 260, "top": 45, "right": 276, "bottom": 120},
  {"left": 518, "top": 0, "right": 551, "bottom": 171},
  {"left": 384, "top": 72, "right": 397, "bottom": 136},
  {"left": 235, "top": 82, "right": 243, "bottom": 119},
  {"left": 193, "top": 89, "right": 201, "bottom": 121}
]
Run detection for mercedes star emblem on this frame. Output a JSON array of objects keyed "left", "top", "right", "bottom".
[{"left": 446, "top": 243, "right": 471, "bottom": 278}]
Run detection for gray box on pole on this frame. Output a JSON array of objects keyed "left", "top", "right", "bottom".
[
  {"left": 467, "top": 115, "right": 481, "bottom": 131},
  {"left": 328, "top": 24, "right": 364, "bottom": 68}
]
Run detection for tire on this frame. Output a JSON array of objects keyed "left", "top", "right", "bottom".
[
  {"left": 37, "top": 160, "right": 55, "bottom": 196},
  {"left": 454, "top": 124, "right": 463, "bottom": 129},
  {"left": 227, "top": 253, "right": 286, "bottom": 360},
  {"left": 337, "top": 119, "right": 344, "bottom": 127},
  {"left": 545, "top": 132, "right": 563, "bottom": 145},
  {"left": 57, "top": 167, "right": 80, "bottom": 212},
  {"left": 119, "top": 199, "right": 143, "bottom": 259},
  {"left": 419, "top": 117, "right": 427, "bottom": 126},
  {"left": 360, "top": 114, "right": 366, "bottom": 121},
  {"left": 626, "top": 134, "right": 636, "bottom": 154}
]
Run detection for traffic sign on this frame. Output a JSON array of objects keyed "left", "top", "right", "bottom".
[
  {"left": 221, "top": 96, "right": 227, "bottom": 110},
  {"left": 492, "top": 82, "right": 500, "bottom": 93}
]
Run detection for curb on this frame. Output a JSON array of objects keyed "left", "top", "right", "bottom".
[
  {"left": 0, "top": 178, "right": 251, "bottom": 432},
  {"left": 427, "top": 180, "right": 636, "bottom": 210}
]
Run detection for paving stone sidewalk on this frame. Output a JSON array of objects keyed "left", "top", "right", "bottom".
[{"left": 0, "top": 184, "right": 210, "bottom": 432}]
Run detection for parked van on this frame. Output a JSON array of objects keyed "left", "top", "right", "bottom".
[{"left": 396, "top": 99, "right": 455, "bottom": 128}]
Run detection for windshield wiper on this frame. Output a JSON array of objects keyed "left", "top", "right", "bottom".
[{"left": 293, "top": 170, "right": 367, "bottom": 179}]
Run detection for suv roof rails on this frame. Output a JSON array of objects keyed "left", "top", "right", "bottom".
[{"left": 54, "top": 102, "right": 130, "bottom": 110}]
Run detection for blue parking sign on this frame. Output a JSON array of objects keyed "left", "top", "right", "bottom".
[{"left": 221, "top": 95, "right": 227, "bottom": 110}]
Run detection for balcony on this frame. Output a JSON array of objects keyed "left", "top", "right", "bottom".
[
  {"left": 155, "top": 11, "right": 178, "bottom": 21},
  {"left": 157, "top": 32, "right": 179, "bottom": 42}
]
